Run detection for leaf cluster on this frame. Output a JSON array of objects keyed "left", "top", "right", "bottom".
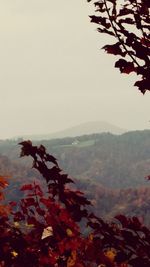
[{"left": 88, "top": 0, "right": 150, "bottom": 93}]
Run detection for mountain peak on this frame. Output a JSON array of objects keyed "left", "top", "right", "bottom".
[{"left": 17, "top": 121, "right": 126, "bottom": 140}]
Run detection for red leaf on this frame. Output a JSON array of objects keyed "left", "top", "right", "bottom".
[
  {"left": 141, "top": 37, "right": 150, "bottom": 48},
  {"left": 40, "top": 197, "right": 52, "bottom": 208},
  {"left": 102, "top": 43, "right": 126, "bottom": 56},
  {"left": 115, "top": 59, "right": 136, "bottom": 74},
  {"left": 27, "top": 216, "right": 37, "bottom": 225},
  {"left": 14, "top": 211, "right": 25, "bottom": 221},
  {"left": 23, "top": 198, "right": 37, "bottom": 207},
  {"left": 20, "top": 184, "right": 33, "bottom": 191},
  {"left": 134, "top": 78, "right": 150, "bottom": 94},
  {"left": 9, "top": 201, "right": 17, "bottom": 207}
]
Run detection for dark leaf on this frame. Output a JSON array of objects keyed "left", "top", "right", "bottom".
[
  {"left": 102, "top": 43, "right": 126, "bottom": 56},
  {"left": 134, "top": 78, "right": 150, "bottom": 94},
  {"left": 115, "top": 59, "right": 136, "bottom": 74}
]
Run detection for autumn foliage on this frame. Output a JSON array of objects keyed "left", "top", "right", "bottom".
[
  {"left": 88, "top": 0, "right": 150, "bottom": 94},
  {"left": 0, "top": 141, "right": 149, "bottom": 266}
]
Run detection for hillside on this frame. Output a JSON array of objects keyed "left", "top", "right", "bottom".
[
  {"left": 38, "top": 130, "right": 150, "bottom": 189},
  {"left": 1, "top": 130, "right": 150, "bottom": 189},
  {"left": 0, "top": 130, "right": 150, "bottom": 224}
]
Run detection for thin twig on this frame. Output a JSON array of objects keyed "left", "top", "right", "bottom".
[{"left": 103, "top": 0, "right": 141, "bottom": 67}]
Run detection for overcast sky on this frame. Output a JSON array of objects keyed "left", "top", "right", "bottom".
[{"left": 0, "top": 0, "right": 150, "bottom": 139}]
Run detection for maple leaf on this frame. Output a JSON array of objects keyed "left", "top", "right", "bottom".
[
  {"left": 134, "top": 78, "right": 150, "bottom": 94},
  {"left": 102, "top": 43, "right": 126, "bottom": 57},
  {"left": 115, "top": 59, "right": 136, "bottom": 74}
]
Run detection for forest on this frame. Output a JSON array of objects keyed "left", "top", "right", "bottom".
[{"left": 0, "top": 130, "right": 150, "bottom": 226}]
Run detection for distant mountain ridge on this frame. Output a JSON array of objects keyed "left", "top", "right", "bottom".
[{"left": 17, "top": 121, "right": 126, "bottom": 140}]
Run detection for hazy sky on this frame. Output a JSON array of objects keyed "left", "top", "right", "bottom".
[{"left": 0, "top": 0, "right": 150, "bottom": 139}]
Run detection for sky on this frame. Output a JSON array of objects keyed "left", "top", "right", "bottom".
[{"left": 0, "top": 0, "right": 150, "bottom": 139}]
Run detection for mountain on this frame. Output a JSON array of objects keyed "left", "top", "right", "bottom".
[
  {"left": 41, "top": 130, "right": 150, "bottom": 189},
  {"left": 1, "top": 130, "right": 150, "bottom": 190},
  {"left": 16, "top": 121, "right": 126, "bottom": 140},
  {"left": 0, "top": 130, "right": 150, "bottom": 224}
]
